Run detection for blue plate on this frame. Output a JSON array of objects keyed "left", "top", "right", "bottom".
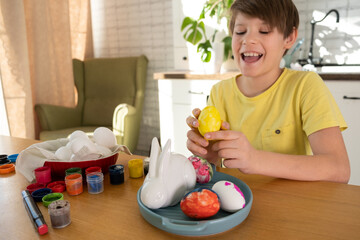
[{"left": 137, "top": 171, "right": 253, "bottom": 236}]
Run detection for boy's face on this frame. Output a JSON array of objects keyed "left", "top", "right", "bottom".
[{"left": 232, "top": 13, "right": 295, "bottom": 78}]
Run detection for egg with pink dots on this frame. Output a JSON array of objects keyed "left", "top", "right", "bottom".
[{"left": 212, "top": 180, "right": 246, "bottom": 212}]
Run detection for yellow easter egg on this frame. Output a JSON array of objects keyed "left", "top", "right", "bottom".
[{"left": 198, "top": 106, "right": 221, "bottom": 136}]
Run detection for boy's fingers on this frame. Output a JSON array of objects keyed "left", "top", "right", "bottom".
[
  {"left": 221, "top": 121, "right": 230, "bottom": 130},
  {"left": 192, "top": 108, "right": 201, "bottom": 118},
  {"left": 186, "top": 116, "right": 199, "bottom": 129},
  {"left": 204, "top": 130, "right": 237, "bottom": 141}
]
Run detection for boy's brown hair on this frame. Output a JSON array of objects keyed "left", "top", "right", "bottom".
[{"left": 229, "top": 0, "right": 299, "bottom": 39}]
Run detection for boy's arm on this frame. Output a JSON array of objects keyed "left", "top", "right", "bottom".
[{"left": 208, "top": 126, "right": 350, "bottom": 183}]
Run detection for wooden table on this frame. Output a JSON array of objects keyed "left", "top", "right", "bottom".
[{"left": 1, "top": 135, "right": 360, "bottom": 239}]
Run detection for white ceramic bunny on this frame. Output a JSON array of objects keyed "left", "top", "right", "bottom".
[{"left": 140, "top": 138, "right": 196, "bottom": 209}]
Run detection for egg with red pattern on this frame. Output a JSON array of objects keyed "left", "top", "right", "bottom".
[
  {"left": 180, "top": 188, "right": 220, "bottom": 219},
  {"left": 188, "top": 155, "right": 213, "bottom": 184}
]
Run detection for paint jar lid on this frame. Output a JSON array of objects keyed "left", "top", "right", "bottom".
[
  {"left": 0, "top": 163, "right": 15, "bottom": 174},
  {"left": 32, "top": 188, "right": 52, "bottom": 202},
  {"left": 42, "top": 193, "right": 64, "bottom": 207}
]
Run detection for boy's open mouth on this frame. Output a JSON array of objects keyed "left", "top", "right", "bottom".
[{"left": 241, "top": 52, "right": 263, "bottom": 63}]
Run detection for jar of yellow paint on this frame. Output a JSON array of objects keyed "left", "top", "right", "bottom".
[{"left": 128, "top": 159, "right": 143, "bottom": 178}]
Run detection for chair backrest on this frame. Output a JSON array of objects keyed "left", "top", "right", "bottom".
[{"left": 76, "top": 56, "right": 147, "bottom": 126}]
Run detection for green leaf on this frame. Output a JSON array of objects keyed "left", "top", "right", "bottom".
[
  {"left": 181, "top": 17, "right": 194, "bottom": 31},
  {"left": 197, "top": 40, "right": 212, "bottom": 62},
  {"left": 181, "top": 18, "right": 204, "bottom": 45},
  {"left": 222, "top": 36, "right": 232, "bottom": 59}
]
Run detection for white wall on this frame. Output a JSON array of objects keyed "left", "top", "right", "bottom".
[{"left": 90, "top": 0, "right": 173, "bottom": 155}]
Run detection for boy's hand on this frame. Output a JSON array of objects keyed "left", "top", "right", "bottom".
[
  {"left": 204, "top": 130, "right": 258, "bottom": 174},
  {"left": 186, "top": 108, "right": 230, "bottom": 165}
]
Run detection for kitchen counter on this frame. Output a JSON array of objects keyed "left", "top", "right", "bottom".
[{"left": 154, "top": 71, "right": 360, "bottom": 81}]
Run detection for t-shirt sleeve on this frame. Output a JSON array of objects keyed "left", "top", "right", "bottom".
[{"left": 300, "top": 72, "right": 347, "bottom": 136}]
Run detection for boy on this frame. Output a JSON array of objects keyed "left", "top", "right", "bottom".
[{"left": 186, "top": 0, "right": 350, "bottom": 183}]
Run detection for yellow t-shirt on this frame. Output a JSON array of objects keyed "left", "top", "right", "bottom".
[{"left": 208, "top": 68, "right": 347, "bottom": 155}]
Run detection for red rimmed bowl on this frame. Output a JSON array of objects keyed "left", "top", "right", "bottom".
[{"left": 44, "top": 152, "right": 119, "bottom": 179}]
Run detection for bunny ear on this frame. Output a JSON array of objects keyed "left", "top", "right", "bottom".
[
  {"left": 148, "top": 137, "right": 160, "bottom": 178},
  {"left": 158, "top": 139, "right": 171, "bottom": 178}
]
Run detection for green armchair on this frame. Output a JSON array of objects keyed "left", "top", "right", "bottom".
[{"left": 35, "top": 55, "right": 148, "bottom": 152}]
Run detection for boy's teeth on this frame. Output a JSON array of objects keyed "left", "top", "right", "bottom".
[{"left": 243, "top": 52, "right": 262, "bottom": 57}]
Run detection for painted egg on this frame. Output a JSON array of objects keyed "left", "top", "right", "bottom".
[
  {"left": 180, "top": 188, "right": 220, "bottom": 219},
  {"left": 188, "top": 155, "right": 213, "bottom": 184},
  {"left": 93, "top": 127, "right": 117, "bottom": 148},
  {"left": 212, "top": 181, "right": 246, "bottom": 212}
]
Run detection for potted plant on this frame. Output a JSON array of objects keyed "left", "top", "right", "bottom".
[{"left": 181, "top": 0, "right": 234, "bottom": 64}]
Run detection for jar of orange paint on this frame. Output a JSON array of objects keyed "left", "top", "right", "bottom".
[{"left": 65, "top": 173, "right": 83, "bottom": 196}]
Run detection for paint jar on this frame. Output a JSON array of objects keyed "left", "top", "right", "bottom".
[
  {"left": 86, "top": 172, "right": 104, "bottom": 194},
  {"left": 34, "top": 166, "right": 52, "bottom": 185},
  {"left": 48, "top": 200, "right": 71, "bottom": 228},
  {"left": 85, "top": 166, "right": 102, "bottom": 175},
  {"left": 128, "top": 159, "right": 143, "bottom": 178},
  {"left": 65, "top": 173, "right": 83, "bottom": 196},
  {"left": 65, "top": 167, "right": 82, "bottom": 176},
  {"left": 109, "top": 164, "right": 124, "bottom": 185}
]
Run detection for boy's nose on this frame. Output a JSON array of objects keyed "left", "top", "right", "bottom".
[{"left": 242, "top": 33, "right": 257, "bottom": 45}]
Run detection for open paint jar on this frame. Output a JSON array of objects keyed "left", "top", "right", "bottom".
[
  {"left": 65, "top": 173, "right": 83, "bottom": 196},
  {"left": 109, "top": 164, "right": 124, "bottom": 185},
  {"left": 128, "top": 159, "right": 143, "bottom": 178},
  {"left": 85, "top": 166, "right": 102, "bottom": 175},
  {"left": 48, "top": 200, "right": 71, "bottom": 228},
  {"left": 65, "top": 167, "right": 82, "bottom": 176},
  {"left": 34, "top": 166, "right": 52, "bottom": 185},
  {"left": 86, "top": 172, "right": 104, "bottom": 194}
]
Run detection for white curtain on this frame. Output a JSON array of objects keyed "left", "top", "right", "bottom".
[{"left": 0, "top": 0, "right": 93, "bottom": 139}]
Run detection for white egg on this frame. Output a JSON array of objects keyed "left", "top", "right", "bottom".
[
  {"left": 212, "top": 180, "right": 246, "bottom": 212},
  {"left": 93, "top": 127, "right": 117, "bottom": 148},
  {"left": 70, "top": 137, "right": 98, "bottom": 155},
  {"left": 69, "top": 130, "right": 89, "bottom": 142},
  {"left": 95, "top": 144, "right": 112, "bottom": 156},
  {"left": 55, "top": 146, "right": 72, "bottom": 161}
]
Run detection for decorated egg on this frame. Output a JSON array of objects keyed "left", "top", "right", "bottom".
[
  {"left": 212, "top": 181, "right": 246, "bottom": 212},
  {"left": 198, "top": 106, "right": 221, "bottom": 136},
  {"left": 93, "top": 127, "right": 117, "bottom": 148},
  {"left": 180, "top": 188, "right": 220, "bottom": 219},
  {"left": 188, "top": 155, "right": 213, "bottom": 184}
]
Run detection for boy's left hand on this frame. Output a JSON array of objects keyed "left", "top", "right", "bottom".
[{"left": 204, "top": 130, "right": 257, "bottom": 174}]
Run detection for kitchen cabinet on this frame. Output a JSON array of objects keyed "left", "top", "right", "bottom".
[{"left": 325, "top": 80, "right": 360, "bottom": 186}]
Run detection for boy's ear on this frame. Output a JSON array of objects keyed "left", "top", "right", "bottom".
[{"left": 284, "top": 27, "right": 298, "bottom": 49}]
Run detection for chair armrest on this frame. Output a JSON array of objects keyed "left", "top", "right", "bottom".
[
  {"left": 35, "top": 104, "right": 82, "bottom": 131},
  {"left": 112, "top": 103, "right": 141, "bottom": 152}
]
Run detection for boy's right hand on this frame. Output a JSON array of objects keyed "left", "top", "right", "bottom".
[{"left": 186, "top": 108, "right": 229, "bottom": 165}]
